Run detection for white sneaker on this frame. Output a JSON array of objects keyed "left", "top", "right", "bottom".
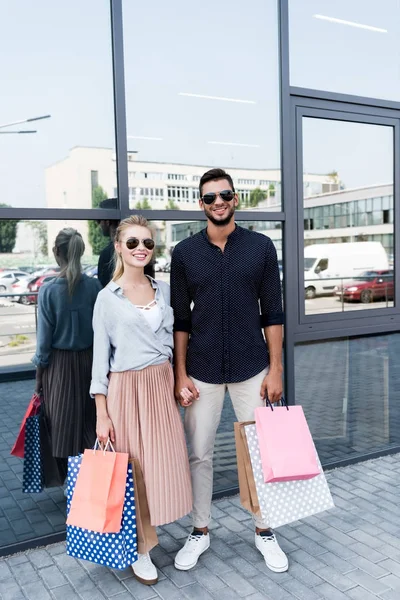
[
  {"left": 255, "top": 532, "right": 289, "bottom": 573},
  {"left": 132, "top": 553, "right": 158, "bottom": 585},
  {"left": 174, "top": 531, "right": 210, "bottom": 571}
]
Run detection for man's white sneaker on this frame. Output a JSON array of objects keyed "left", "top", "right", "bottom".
[
  {"left": 174, "top": 531, "right": 210, "bottom": 571},
  {"left": 132, "top": 553, "right": 158, "bottom": 585},
  {"left": 255, "top": 531, "right": 289, "bottom": 573}
]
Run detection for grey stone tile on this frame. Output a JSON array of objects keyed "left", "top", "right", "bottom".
[
  {"left": 147, "top": 578, "right": 186, "bottom": 600},
  {"left": 226, "top": 556, "right": 260, "bottom": 579},
  {"left": 22, "top": 581, "right": 52, "bottom": 600},
  {"left": 0, "top": 560, "right": 12, "bottom": 581},
  {"left": 90, "top": 570, "right": 126, "bottom": 596},
  {"left": 201, "top": 551, "right": 234, "bottom": 575},
  {"left": 347, "top": 542, "right": 387, "bottom": 563},
  {"left": 27, "top": 549, "right": 54, "bottom": 569},
  {"left": 314, "top": 566, "right": 357, "bottom": 592},
  {"left": 11, "top": 560, "right": 40, "bottom": 586},
  {"left": 219, "top": 570, "right": 257, "bottom": 597},
  {"left": 378, "top": 573, "right": 400, "bottom": 592},
  {"left": 122, "top": 576, "right": 159, "bottom": 599},
  {"left": 346, "top": 569, "right": 391, "bottom": 595},
  {"left": 181, "top": 583, "right": 215, "bottom": 600},
  {"left": 281, "top": 578, "right": 322, "bottom": 600},
  {"left": 191, "top": 566, "right": 227, "bottom": 593},
  {"left": 51, "top": 584, "right": 81, "bottom": 600},
  {"left": 38, "top": 565, "right": 68, "bottom": 589},
  {"left": 160, "top": 564, "right": 196, "bottom": 587},
  {"left": 252, "top": 574, "right": 294, "bottom": 600},
  {"left": 317, "top": 551, "right": 356, "bottom": 575},
  {"left": 312, "top": 582, "right": 354, "bottom": 600},
  {"left": 349, "top": 555, "right": 391, "bottom": 578},
  {"left": 346, "top": 587, "right": 381, "bottom": 600}
]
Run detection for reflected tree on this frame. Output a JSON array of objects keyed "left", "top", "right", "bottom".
[
  {"left": 88, "top": 186, "right": 109, "bottom": 255},
  {"left": 165, "top": 199, "right": 180, "bottom": 210},
  {"left": 28, "top": 221, "right": 48, "bottom": 256},
  {"left": 0, "top": 204, "right": 19, "bottom": 252}
]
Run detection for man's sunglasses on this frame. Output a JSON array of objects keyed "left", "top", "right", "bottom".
[
  {"left": 124, "top": 237, "right": 155, "bottom": 250},
  {"left": 201, "top": 190, "right": 235, "bottom": 205}
]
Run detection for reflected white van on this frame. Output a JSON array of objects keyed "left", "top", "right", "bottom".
[{"left": 304, "top": 242, "right": 389, "bottom": 299}]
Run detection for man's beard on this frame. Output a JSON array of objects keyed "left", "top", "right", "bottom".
[{"left": 206, "top": 205, "right": 235, "bottom": 226}]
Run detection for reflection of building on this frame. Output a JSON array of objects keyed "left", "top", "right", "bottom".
[
  {"left": 167, "top": 221, "right": 283, "bottom": 260},
  {"left": 303, "top": 184, "right": 394, "bottom": 258},
  {"left": 46, "top": 148, "right": 394, "bottom": 262},
  {"left": 45, "top": 146, "right": 332, "bottom": 256}
]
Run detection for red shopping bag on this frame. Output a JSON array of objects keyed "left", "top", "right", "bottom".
[
  {"left": 66, "top": 441, "right": 129, "bottom": 534},
  {"left": 254, "top": 401, "right": 320, "bottom": 483},
  {"left": 11, "top": 393, "right": 41, "bottom": 458}
]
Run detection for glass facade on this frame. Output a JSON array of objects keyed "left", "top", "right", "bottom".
[
  {"left": 289, "top": 0, "right": 400, "bottom": 101},
  {"left": 1, "top": 0, "right": 400, "bottom": 555}
]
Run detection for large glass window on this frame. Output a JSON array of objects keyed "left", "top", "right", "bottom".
[
  {"left": 122, "top": 0, "right": 283, "bottom": 211},
  {"left": 296, "top": 334, "right": 400, "bottom": 465},
  {"left": 301, "top": 117, "right": 395, "bottom": 315},
  {"left": 0, "top": 1, "right": 116, "bottom": 209},
  {"left": 289, "top": 0, "right": 400, "bottom": 101}
]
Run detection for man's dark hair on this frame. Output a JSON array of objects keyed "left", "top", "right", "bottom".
[
  {"left": 99, "top": 197, "right": 118, "bottom": 210},
  {"left": 199, "top": 168, "right": 235, "bottom": 197}
]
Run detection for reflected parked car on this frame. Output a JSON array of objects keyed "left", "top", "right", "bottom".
[
  {"left": 26, "top": 274, "right": 57, "bottom": 304},
  {"left": 10, "top": 277, "right": 33, "bottom": 304},
  {"left": 335, "top": 270, "right": 394, "bottom": 303},
  {"left": 0, "top": 271, "right": 31, "bottom": 294},
  {"left": 83, "top": 265, "right": 98, "bottom": 278}
]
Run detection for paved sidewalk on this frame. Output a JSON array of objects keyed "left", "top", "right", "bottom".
[{"left": 1, "top": 454, "right": 400, "bottom": 600}]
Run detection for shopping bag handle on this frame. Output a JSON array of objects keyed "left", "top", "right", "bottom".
[
  {"left": 93, "top": 438, "right": 116, "bottom": 454},
  {"left": 265, "top": 396, "right": 289, "bottom": 411}
]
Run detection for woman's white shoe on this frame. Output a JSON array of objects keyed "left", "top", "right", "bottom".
[{"left": 131, "top": 553, "right": 158, "bottom": 585}]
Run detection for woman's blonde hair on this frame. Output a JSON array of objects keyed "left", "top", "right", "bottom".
[
  {"left": 54, "top": 228, "right": 85, "bottom": 297},
  {"left": 113, "top": 215, "right": 154, "bottom": 281}
]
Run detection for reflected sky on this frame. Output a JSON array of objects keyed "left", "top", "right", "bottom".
[
  {"left": 289, "top": 0, "right": 400, "bottom": 99},
  {"left": 0, "top": 0, "right": 280, "bottom": 208}
]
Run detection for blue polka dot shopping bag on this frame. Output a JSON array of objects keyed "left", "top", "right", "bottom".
[
  {"left": 22, "top": 415, "right": 43, "bottom": 493},
  {"left": 22, "top": 407, "right": 65, "bottom": 494},
  {"left": 66, "top": 455, "right": 138, "bottom": 569}
]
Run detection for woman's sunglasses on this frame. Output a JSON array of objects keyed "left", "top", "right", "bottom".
[
  {"left": 201, "top": 189, "right": 235, "bottom": 205},
  {"left": 124, "top": 237, "right": 155, "bottom": 250}
]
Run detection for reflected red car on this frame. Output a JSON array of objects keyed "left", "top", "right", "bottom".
[
  {"left": 335, "top": 270, "right": 394, "bottom": 303},
  {"left": 27, "top": 274, "right": 57, "bottom": 304}
]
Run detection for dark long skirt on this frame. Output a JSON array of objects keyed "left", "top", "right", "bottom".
[{"left": 42, "top": 348, "right": 96, "bottom": 467}]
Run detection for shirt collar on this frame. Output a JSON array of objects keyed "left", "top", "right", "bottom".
[
  {"left": 201, "top": 223, "right": 241, "bottom": 244},
  {"left": 108, "top": 275, "right": 158, "bottom": 294}
]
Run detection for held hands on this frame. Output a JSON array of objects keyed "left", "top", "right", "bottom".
[
  {"left": 175, "top": 374, "right": 200, "bottom": 408},
  {"left": 260, "top": 368, "right": 283, "bottom": 404},
  {"left": 96, "top": 414, "right": 115, "bottom": 445}
]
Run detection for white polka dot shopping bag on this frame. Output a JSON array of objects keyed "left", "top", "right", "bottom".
[
  {"left": 66, "top": 455, "right": 138, "bottom": 569},
  {"left": 245, "top": 424, "right": 334, "bottom": 528}
]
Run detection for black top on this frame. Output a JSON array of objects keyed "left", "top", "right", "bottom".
[
  {"left": 97, "top": 241, "right": 154, "bottom": 288},
  {"left": 170, "top": 225, "right": 283, "bottom": 384}
]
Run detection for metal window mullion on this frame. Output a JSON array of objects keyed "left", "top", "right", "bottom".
[
  {"left": 110, "top": 0, "right": 129, "bottom": 219},
  {"left": 279, "top": 0, "right": 296, "bottom": 405}
]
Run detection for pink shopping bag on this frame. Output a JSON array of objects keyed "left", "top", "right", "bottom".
[{"left": 254, "top": 402, "right": 320, "bottom": 483}]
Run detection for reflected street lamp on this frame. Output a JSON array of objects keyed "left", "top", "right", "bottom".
[{"left": 0, "top": 114, "right": 51, "bottom": 135}]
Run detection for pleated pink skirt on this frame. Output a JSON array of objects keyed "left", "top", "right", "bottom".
[{"left": 106, "top": 361, "right": 193, "bottom": 527}]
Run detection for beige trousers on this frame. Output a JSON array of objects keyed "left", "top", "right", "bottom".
[{"left": 185, "top": 368, "right": 269, "bottom": 529}]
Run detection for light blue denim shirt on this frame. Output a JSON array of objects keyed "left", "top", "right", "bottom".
[
  {"left": 89, "top": 277, "right": 173, "bottom": 397},
  {"left": 32, "top": 275, "right": 102, "bottom": 368}
]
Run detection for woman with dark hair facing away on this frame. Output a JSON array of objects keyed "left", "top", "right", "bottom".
[
  {"left": 33, "top": 228, "right": 102, "bottom": 481},
  {"left": 91, "top": 215, "right": 192, "bottom": 586}
]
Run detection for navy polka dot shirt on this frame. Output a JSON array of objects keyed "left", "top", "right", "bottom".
[{"left": 170, "top": 225, "right": 284, "bottom": 384}]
